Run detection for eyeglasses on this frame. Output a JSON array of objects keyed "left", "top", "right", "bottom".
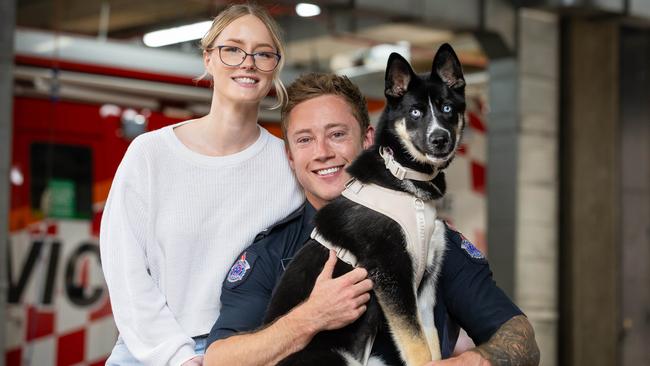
[{"left": 213, "top": 45, "right": 281, "bottom": 72}]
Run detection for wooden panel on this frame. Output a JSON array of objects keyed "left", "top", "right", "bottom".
[
  {"left": 562, "top": 18, "right": 620, "bottom": 366},
  {"left": 620, "top": 27, "right": 650, "bottom": 366}
]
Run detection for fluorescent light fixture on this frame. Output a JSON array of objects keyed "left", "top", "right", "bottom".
[
  {"left": 143, "top": 20, "right": 212, "bottom": 47},
  {"left": 296, "top": 3, "right": 321, "bottom": 17}
]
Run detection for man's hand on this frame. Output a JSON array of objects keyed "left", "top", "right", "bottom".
[
  {"left": 424, "top": 351, "right": 491, "bottom": 366},
  {"left": 294, "top": 250, "right": 373, "bottom": 332},
  {"left": 425, "top": 315, "right": 539, "bottom": 366}
]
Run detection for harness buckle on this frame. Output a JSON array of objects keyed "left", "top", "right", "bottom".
[
  {"left": 394, "top": 166, "right": 407, "bottom": 180},
  {"left": 345, "top": 178, "right": 363, "bottom": 194}
]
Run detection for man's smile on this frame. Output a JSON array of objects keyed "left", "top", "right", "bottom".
[{"left": 313, "top": 165, "right": 344, "bottom": 177}]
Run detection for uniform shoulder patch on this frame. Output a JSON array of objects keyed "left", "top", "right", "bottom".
[
  {"left": 225, "top": 251, "right": 257, "bottom": 287},
  {"left": 460, "top": 238, "right": 485, "bottom": 260}
]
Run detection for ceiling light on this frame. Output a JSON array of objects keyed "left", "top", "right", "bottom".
[
  {"left": 296, "top": 3, "right": 321, "bottom": 17},
  {"left": 143, "top": 20, "right": 212, "bottom": 47}
]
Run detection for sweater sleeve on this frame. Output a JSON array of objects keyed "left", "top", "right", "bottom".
[{"left": 100, "top": 140, "right": 196, "bottom": 366}]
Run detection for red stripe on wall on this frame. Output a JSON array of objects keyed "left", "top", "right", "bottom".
[
  {"left": 5, "top": 348, "right": 22, "bottom": 366},
  {"left": 26, "top": 306, "right": 55, "bottom": 341},
  {"left": 57, "top": 329, "right": 85, "bottom": 366},
  {"left": 89, "top": 295, "right": 113, "bottom": 321},
  {"left": 471, "top": 161, "right": 486, "bottom": 195},
  {"left": 468, "top": 111, "right": 486, "bottom": 133},
  {"left": 457, "top": 144, "right": 467, "bottom": 156}
]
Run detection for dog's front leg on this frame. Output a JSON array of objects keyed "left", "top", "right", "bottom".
[
  {"left": 374, "top": 281, "right": 432, "bottom": 365},
  {"left": 417, "top": 273, "right": 441, "bottom": 361},
  {"left": 416, "top": 219, "right": 447, "bottom": 361}
]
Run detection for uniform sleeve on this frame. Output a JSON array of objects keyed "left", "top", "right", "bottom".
[
  {"left": 100, "top": 141, "right": 196, "bottom": 366},
  {"left": 206, "top": 246, "right": 277, "bottom": 348},
  {"left": 440, "top": 228, "right": 523, "bottom": 345}
]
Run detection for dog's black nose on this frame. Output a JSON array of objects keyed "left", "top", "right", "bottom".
[{"left": 429, "top": 130, "right": 450, "bottom": 150}]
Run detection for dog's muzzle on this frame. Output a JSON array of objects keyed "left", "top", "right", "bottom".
[{"left": 428, "top": 130, "right": 451, "bottom": 153}]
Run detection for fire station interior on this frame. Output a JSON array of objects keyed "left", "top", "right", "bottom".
[{"left": 1, "top": 1, "right": 649, "bottom": 366}]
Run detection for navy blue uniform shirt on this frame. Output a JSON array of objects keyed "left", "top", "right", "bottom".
[{"left": 208, "top": 202, "right": 522, "bottom": 363}]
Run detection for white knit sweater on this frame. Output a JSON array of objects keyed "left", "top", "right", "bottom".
[{"left": 100, "top": 123, "right": 303, "bottom": 365}]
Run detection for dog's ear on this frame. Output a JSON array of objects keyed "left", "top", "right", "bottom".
[
  {"left": 385, "top": 53, "right": 415, "bottom": 98},
  {"left": 431, "top": 43, "right": 465, "bottom": 89}
]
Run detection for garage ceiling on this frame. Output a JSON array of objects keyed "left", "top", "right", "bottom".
[{"left": 16, "top": 0, "right": 487, "bottom": 74}]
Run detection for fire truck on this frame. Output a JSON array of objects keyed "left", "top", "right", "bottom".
[{"left": 6, "top": 28, "right": 487, "bottom": 366}]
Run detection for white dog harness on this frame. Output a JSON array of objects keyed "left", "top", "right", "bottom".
[{"left": 311, "top": 179, "right": 438, "bottom": 286}]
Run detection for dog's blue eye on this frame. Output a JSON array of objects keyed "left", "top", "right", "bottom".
[
  {"left": 442, "top": 105, "right": 452, "bottom": 113},
  {"left": 410, "top": 109, "right": 422, "bottom": 119}
]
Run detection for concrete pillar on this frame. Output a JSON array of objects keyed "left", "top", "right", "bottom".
[
  {"left": 485, "top": 7, "right": 560, "bottom": 366},
  {"left": 482, "top": 0, "right": 519, "bottom": 301},
  {"left": 561, "top": 18, "right": 620, "bottom": 366},
  {"left": 0, "top": 1, "right": 16, "bottom": 365},
  {"left": 515, "top": 9, "right": 559, "bottom": 366},
  {"left": 486, "top": 56, "right": 518, "bottom": 298}
]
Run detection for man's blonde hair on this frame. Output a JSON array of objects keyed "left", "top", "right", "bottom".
[
  {"left": 199, "top": 3, "right": 287, "bottom": 109},
  {"left": 281, "top": 73, "right": 370, "bottom": 142}
]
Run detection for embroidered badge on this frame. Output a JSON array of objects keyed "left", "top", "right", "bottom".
[
  {"left": 227, "top": 252, "right": 251, "bottom": 283},
  {"left": 461, "top": 239, "right": 485, "bottom": 259}
]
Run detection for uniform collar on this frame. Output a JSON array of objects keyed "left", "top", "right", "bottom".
[
  {"left": 302, "top": 201, "right": 317, "bottom": 229},
  {"left": 253, "top": 202, "right": 310, "bottom": 243}
]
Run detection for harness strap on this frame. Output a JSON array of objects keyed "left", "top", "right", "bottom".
[
  {"left": 414, "top": 198, "right": 429, "bottom": 280},
  {"left": 310, "top": 229, "right": 358, "bottom": 267}
]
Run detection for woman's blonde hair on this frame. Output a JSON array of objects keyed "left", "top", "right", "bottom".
[{"left": 199, "top": 3, "right": 287, "bottom": 109}]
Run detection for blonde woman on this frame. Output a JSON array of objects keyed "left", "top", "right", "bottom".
[{"left": 101, "top": 4, "right": 303, "bottom": 365}]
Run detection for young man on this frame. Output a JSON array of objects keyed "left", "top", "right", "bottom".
[{"left": 203, "top": 73, "right": 539, "bottom": 366}]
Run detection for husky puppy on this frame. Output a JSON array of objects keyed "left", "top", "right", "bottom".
[{"left": 264, "top": 44, "right": 466, "bottom": 366}]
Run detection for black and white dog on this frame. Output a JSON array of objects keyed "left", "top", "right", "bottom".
[{"left": 264, "top": 44, "right": 466, "bottom": 366}]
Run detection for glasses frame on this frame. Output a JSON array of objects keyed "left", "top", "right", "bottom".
[{"left": 212, "top": 45, "right": 281, "bottom": 72}]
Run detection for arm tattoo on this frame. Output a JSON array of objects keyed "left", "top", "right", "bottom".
[{"left": 473, "top": 315, "right": 541, "bottom": 366}]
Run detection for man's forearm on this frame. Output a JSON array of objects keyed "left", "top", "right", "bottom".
[
  {"left": 472, "top": 315, "right": 540, "bottom": 366},
  {"left": 203, "top": 304, "right": 317, "bottom": 366}
]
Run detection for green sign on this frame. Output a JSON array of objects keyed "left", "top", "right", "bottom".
[{"left": 48, "top": 179, "right": 76, "bottom": 218}]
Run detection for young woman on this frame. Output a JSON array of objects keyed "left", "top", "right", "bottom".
[{"left": 100, "top": 4, "right": 303, "bottom": 365}]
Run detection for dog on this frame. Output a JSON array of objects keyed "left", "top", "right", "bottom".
[{"left": 264, "top": 44, "right": 466, "bottom": 366}]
